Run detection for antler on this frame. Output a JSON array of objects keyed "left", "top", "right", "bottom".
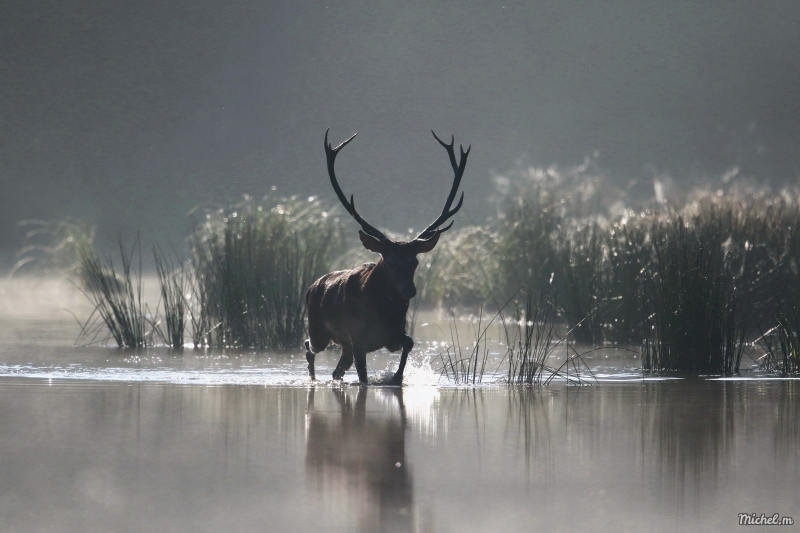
[
  {"left": 325, "top": 129, "right": 389, "bottom": 242},
  {"left": 415, "top": 131, "right": 470, "bottom": 240}
]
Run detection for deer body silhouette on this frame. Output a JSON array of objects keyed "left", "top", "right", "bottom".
[{"left": 305, "top": 130, "right": 470, "bottom": 385}]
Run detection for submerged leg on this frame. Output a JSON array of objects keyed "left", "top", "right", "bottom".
[
  {"left": 389, "top": 335, "right": 414, "bottom": 386},
  {"left": 332, "top": 344, "right": 354, "bottom": 380}
]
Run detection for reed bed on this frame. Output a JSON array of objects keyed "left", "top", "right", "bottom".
[
  {"left": 190, "top": 195, "right": 345, "bottom": 349},
  {"left": 435, "top": 289, "right": 593, "bottom": 385},
  {"left": 22, "top": 160, "right": 800, "bottom": 375},
  {"left": 489, "top": 162, "right": 800, "bottom": 373},
  {"left": 640, "top": 217, "right": 747, "bottom": 373}
]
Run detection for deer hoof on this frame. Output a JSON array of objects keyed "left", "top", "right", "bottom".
[{"left": 387, "top": 373, "right": 403, "bottom": 386}]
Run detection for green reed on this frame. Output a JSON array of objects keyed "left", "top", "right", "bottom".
[
  {"left": 191, "top": 195, "right": 345, "bottom": 349},
  {"left": 153, "top": 247, "right": 188, "bottom": 349},
  {"left": 76, "top": 237, "right": 152, "bottom": 348}
]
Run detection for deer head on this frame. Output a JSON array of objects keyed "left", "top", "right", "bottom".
[{"left": 325, "top": 129, "right": 470, "bottom": 300}]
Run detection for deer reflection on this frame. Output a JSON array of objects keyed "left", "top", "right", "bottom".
[{"left": 305, "top": 387, "right": 413, "bottom": 532}]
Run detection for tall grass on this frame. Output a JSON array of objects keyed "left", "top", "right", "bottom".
[
  {"left": 504, "top": 291, "right": 558, "bottom": 385},
  {"left": 640, "top": 216, "right": 748, "bottom": 373},
  {"left": 76, "top": 238, "right": 152, "bottom": 348},
  {"left": 153, "top": 247, "right": 188, "bottom": 349},
  {"left": 438, "top": 308, "right": 494, "bottom": 385},
  {"left": 757, "top": 293, "right": 800, "bottom": 374},
  {"left": 191, "top": 195, "right": 345, "bottom": 349},
  {"left": 23, "top": 162, "right": 800, "bottom": 377},
  {"left": 488, "top": 161, "right": 800, "bottom": 372}
]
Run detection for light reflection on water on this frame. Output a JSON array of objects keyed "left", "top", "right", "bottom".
[
  {"left": 0, "top": 319, "right": 798, "bottom": 531},
  {"left": 0, "top": 379, "right": 797, "bottom": 532}
]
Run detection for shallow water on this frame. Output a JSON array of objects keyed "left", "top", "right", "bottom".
[{"left": 0, "top": 314, "right": 798, "bottom": 532}]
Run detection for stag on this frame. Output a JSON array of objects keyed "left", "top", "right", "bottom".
[{"left": 304, "top": 129, "right": 470, "bottom": 385}]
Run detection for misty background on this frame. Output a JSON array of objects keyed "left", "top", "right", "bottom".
[{"left": 2, "top": 1, "right": 799, "bottom": 268}]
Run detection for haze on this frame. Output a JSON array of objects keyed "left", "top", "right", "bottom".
[{"left": 2, "top": 1, "right": 799, "bottom": 265}]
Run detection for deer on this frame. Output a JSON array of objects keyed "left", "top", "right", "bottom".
[{"left": 304, "top": 129, "right": 470, "bottom": 385}]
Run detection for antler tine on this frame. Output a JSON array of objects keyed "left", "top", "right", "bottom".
[
  {"left": 324, "top": 129, "right": 388, "bottom": 242},
  {"left": 415, "top": 131, "right": 471, "bottom": 240}
]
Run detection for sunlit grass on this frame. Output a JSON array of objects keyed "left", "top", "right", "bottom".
[
  {"left": 18, "top": 162, "right": 800, "bottom": 375},
  {"left": 153, "top": 247, "right": 188, "bottom": 349},
  {"left": 75, "top": 238, "right": 154, "bottom": 348},
  {"left": 190, "top": 194, "right": 345, "bottom": 350}
]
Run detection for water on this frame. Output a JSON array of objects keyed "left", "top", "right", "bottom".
[{"left": 0, "top": 296, "right": 798, "bottom": 531}]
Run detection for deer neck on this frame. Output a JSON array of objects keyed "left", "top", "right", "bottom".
[{"left": 371, "top": 258, "right": 409, "bottom": 306}]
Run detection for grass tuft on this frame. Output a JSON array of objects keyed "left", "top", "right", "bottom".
[
  {"left": 504, "top": 291, "right": 558, "bottom": 385},
  {"left": 153, "top": 247, "right": 188, "bottom": 349},
  {"left": 190, "top": 194, "right": 345, "bottom": 349},
  {"left": 75, "top": 237, "right": 154, "bottom": 348}
]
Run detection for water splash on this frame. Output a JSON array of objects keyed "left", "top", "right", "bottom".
[{"left": 368, "top": 355, "right": 441, "bottom": 387}]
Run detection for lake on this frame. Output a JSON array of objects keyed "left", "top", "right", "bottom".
[{"left": 0, "top": 281, "right": 797, "bottom": 532}]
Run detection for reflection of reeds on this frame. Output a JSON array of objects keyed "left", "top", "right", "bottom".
[
  {"left": 191, "top": 195, "right": 345, "bottom": 349},
  {"left": 640, "top": 381, "right": 736, "bottom": 496}
]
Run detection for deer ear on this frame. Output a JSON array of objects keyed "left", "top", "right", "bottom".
[
  {"left": 412, "top": 232, "right": 441, "bottom": 254},
  {"left": 359, "top": 231, "right": 385, "bottom": 254}
]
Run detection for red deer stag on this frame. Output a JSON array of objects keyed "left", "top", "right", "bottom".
[{"left": 304, "top": 129, "right": 470, "bottom": 385}]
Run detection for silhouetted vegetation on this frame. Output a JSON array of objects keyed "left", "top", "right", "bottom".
[
  {"left": 503, "top": 291, "right": 559, "bottom": 385},
  {"left": 76, "top": 238, "right": 152, "bottom": 348},
  {"left": 153, "top": 247, "right": 188, "bottom": 349},
  {"left": 22, "top": 162, "right": 800, "bottom": 375},
  {"left": 758, "top": 291, "right": 800, "bottom": 374},
  {"left": 190, "top": 194, "right": 345, "bottom": 349},
  {"left": 438, "top": 307, "right": 494, "bottom": 385},
  {"left": 487, "top": 162, "right": 800, "bottom": 374}
]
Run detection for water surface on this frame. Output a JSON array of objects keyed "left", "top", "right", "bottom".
[{"left": 0, "top": 315, "right": 797, "bottom": 532}]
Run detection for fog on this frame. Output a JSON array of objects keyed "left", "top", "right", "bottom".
[{"left": 2, "top": 1, "right": 799, "bottom": 265}]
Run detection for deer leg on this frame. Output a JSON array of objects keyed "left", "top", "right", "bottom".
[
  {"left": 304, "top": 340, "right": 317, "bottom": 380},
  {"left": 305, "top": 324, "right": 331, "bottom": 381},
  {"left": 353, "top": 348, "right": 369, "bottom": 385},
  {"left": 332, "top": 344, "right": 354, "bottom": 380},
  {"left": 389, "top": 335, "right": 414, "bottom": 386}
]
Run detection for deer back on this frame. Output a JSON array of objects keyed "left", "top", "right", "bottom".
[{"left": 306, "top": 260, "right": 408, "bottom": 350}]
